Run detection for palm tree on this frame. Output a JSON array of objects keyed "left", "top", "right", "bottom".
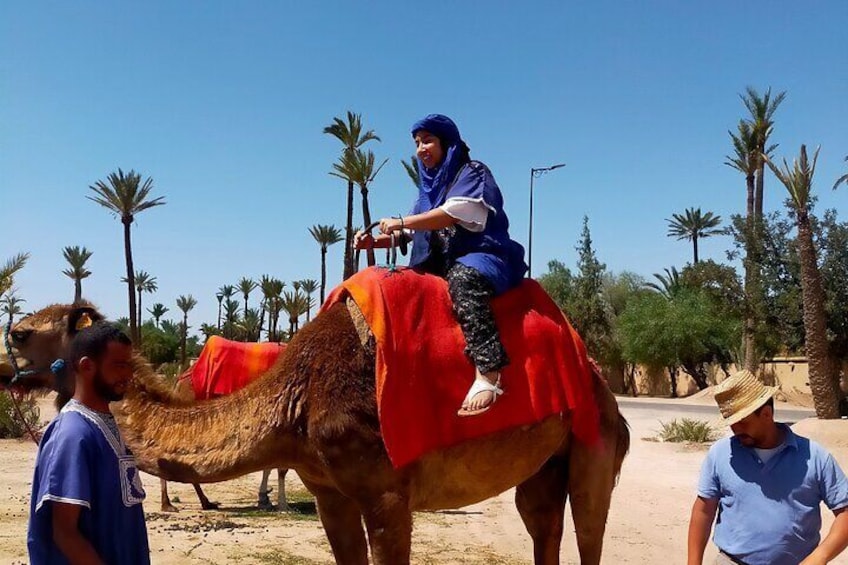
[
  {"left": 741, "top": 87, "right": 786, "bottom": 217},
  {"left": 89, "top": 169, "right": 165, "bottom": 343},
  {"left": 199, "top": 323, "right": 219, "bottom": 342},
  {"left": 726, "top": 120, "right": 762, "bottom": 372},
  {"left": 237, "top": 277, "right": 258, "bottom": 318},
  {"left": 259, "top": 276, "right": 285, "bottom": 341},
  {"left": 217, "top": 284, "right": 235, "bottom": 330},
  {"left": 222, "top": 298, "right": 240, "bottom": 340},
  {"left": 324, "top": 112, "right": 380, "bottom": 279},
  {"left": 1, "top": 292, "right": 25, "bottom": 324},
  {"left": 61, "top": 246, "right": 93, "bottom": 303},
  {"left": 644, "top": 267, "right": 683, "bottom": 299},
  {"left": 331, "top": 148, "right": 389, "bottom": 268},
  {"left": 122, "top": 270, "right": 157, "bottom": 342},
  {"left": 665, "top": 208, "right": 723, "bottom": 264},
  {"left": 0, "top": 253, "right": 29, "bottom": 297},
  {"left": 833, "top": 156, "right": 848, "bottom": 191},
  {"left": 298, "top": 279, "right": 319, "bottom": 321},
  {"left": 147, "top": 303, "right": 169, "bottom": 328},
  {"left": 309, "top": 224, "right": 343, "bottom": 304},
  {"left": 175, "top": 294, "right": 197, "bottom": 370},
  {"left": 401, "top": 155, "right": 420, "bottom": 187},
  {"left": 238, "top": 308, "right": 262, "bottom": 342},
  {"left": 766, "top": 145, "right": 840, "bottom": 419},
  {"left": 280, "top": 290, "right": 311, "bottom": 339}
]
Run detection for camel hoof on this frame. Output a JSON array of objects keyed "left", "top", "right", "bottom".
[
  {"left": 162, "top": 504, "right": 180, "bottom": 513},
  {"left": 277, "top": 504, "right": 291, "bottom": 513},
  {"left": 258, "top": 495, "right": 273, "bottom": 510},
  {"left": 201, "top": 501, "right": 220, "bottom": 511}
]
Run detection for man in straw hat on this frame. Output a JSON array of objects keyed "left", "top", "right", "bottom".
[{"left": 687, "top": 370, "right": 848, "bottom": 565}]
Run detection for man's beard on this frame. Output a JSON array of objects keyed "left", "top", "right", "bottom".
[{"left": 93, "top": 370, "right": 124, "bottom": 402}]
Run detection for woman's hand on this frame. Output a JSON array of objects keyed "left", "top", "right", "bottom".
[
  {"left": 379, "top": 218, "right": 403, "bottom": 235},
  {"left": 353, "top": 230, "right": 374, "bottom": 250}
]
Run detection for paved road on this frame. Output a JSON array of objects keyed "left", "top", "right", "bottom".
[{"left": 616, "top": 397, "right": 816, "bottom": 425}]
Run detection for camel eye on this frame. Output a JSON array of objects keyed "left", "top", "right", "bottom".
[{"left": 10, "top": 330, "right": 33, "bottom": 343}]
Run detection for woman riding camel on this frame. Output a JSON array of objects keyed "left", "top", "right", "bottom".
[{"left": 355, "top": 114, "right": 527, "bottom": 417}]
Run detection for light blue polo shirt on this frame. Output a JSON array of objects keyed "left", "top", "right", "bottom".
[{"left": 698, "top": 423, "right": 848, "bottom": 565}]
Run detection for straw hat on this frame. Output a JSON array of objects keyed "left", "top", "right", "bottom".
[{"left": 714, "top": 370, "right": 778, "bottom": 426}]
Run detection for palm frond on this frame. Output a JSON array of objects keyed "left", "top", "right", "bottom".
[{"left": 765, "top": 145, "right": 820, "bottom": 211}]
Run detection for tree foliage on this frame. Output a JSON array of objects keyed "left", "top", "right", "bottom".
[{"left": 618, "top": 289, "right": 740, "bottom": 392}]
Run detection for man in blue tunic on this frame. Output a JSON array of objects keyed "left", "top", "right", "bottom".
[
  {"left": 687, "top": 370, "right": 848, "bottom": 565},
  {"left": 28, "top": 320, "right": 150, "bottom": 564}
]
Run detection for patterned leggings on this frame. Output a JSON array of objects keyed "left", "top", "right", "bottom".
[{"left": 446, "top": 263, "right": 509, "bottom": 374}]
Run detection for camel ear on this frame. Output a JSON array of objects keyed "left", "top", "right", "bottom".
[{"left": 67, "top": 307, "right": 105, "bottom": 336}]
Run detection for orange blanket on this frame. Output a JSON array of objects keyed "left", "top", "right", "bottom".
[
  {"left": 186, "top": 336, "right": 285, "bottom": 400},
  {"left": 323, "top": 267, "right": 600, "bottom": 468}
]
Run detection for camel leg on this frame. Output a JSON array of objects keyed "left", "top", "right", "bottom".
[
  {"left": 193, "top": 483, "right": 219, "bottom": 510},
  {"left": 276, "top": 468, "right": 290, "bottom": 512},
  {"left": 317, "top": 436, "right": 412, "bottom": 563},
  {"left": 258, "top": 469, "right": 273, "bottom": 508},
  {"left": 515, "top": 454, "right": 569, "bottom": 565},
  {"left": 160, "top": 478, "right": 179, "bottom": 512},
  {"left": 301, "top": 479, "right": 368, "bottom": 565},
  {"left": 359, "top": 491, "right": 412, "bottom": 565},
  {"left": 568, "top": 432, "right": 622, "bottom": 564}
]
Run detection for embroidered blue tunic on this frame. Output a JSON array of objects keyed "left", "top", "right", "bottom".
[
  {"left": 409, "top": 115, "right": 527, "bottom": 295},
  {"left": 28, "top": 399, "right": 150, "bottom": 565},
  {"left": 697, "top": 424, "right": 848, "bottom": 565}
]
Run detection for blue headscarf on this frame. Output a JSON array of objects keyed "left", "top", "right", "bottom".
[{"left": 411, "top": 114, "right": 471, "bottom": 209}]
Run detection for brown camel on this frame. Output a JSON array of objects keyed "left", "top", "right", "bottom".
[
  {"left": 1, "top": 305, "right": 287, "bottom": 514},
  {"left": 1, "top": 302, "right": 630, "bottom": 565},
  {"left": 168, "top": 369, "right": 290, "bottom": 513}
]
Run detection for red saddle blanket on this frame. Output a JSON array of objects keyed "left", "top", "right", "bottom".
[
  {"left": 323, "top": 267, "right": 600, "bottom": 468},
  {"left": 185, "top": 336, "right": 286, "bottom": 400}
]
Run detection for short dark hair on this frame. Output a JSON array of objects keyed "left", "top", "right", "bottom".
[
  {"left": 754, "top": 396, "right": 775, "bottom": 415},
  {"left": 69, "top": 322, "right": 132, "bottom": 369}
]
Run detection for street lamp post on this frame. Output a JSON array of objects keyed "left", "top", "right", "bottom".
[{"left": 528, "top": 163, "right": 565, "bottom": 277}]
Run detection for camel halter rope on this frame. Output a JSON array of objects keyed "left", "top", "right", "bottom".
[{"left": 3, "top": 316, "right": 63, "bottom": 445}]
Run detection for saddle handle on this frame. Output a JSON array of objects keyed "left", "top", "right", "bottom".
[{"left": 354, "top": 220, "right": 408, "bottom": 271}]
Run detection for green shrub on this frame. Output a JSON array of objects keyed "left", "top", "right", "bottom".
[
  {"left": 657, "top": 418, "right": 716, "bottom": 443},
  {"left": 0, "top": 391, "right": 41, "bottom": 439}
]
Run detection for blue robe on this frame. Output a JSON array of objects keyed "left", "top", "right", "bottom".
[
  {"left": 28, "top": 399, "right": 150, "bottom": 565},
  {"left": 409, "top": 160, "right": 527, "bottom": 295}
]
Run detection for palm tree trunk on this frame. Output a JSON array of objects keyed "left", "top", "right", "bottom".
[
  {"left": 180, "top": 313, "right": 188, "bottom": 371},
  {"left": 74, "top": 279, "right": 82, "bottom": 304},
  {"left": 755, "top": 164, "right": 765, "bottom": 220},
  {"left": 796, "top": 209, "right": 841, "bottom": 419},
  {"left": 122, "top": 219, "right": 138, "bottom": 346},
  {"left": 306, "top": 298, "right": 312, "bottom": 322},
  {"left": 692, "top": 236, "right": 699, "bottom": 264},
  {"left": 343, "top": 181, "right": 355, "bottom": 280},
  {"left": 743, "top": 173, "right": 758, "bottom": 373},
  {"left": 320, "top": 247, "right": 328, "bottom": 304},
  {"left": 258, "top": 303, "right": 267, "bottom": 341},
  {"left": 137, "top": 289, "right": 144, "bottom": 347},
  {"left": 361, "top": 187, "right": 376, "bottom": 267}
]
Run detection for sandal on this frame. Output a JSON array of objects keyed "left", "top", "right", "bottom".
[{"left": 457, "top": 374, "right": 503, "bottom": 417}]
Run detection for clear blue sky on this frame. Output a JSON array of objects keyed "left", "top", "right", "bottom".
[{"left": 2, "top": 1, "right": 846, "bottom": 334}]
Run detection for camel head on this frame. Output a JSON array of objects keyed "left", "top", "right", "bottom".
[{"left": 0, "top": 302, "right": 104, "bottom": 396}]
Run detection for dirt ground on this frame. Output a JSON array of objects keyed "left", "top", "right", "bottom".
[{"left": 1, "top": 395, "right": 846, "bottom": 564}]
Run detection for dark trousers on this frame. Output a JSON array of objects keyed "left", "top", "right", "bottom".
[{"left": 446, "top": 263, "right": 509, "bottom": 374}]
